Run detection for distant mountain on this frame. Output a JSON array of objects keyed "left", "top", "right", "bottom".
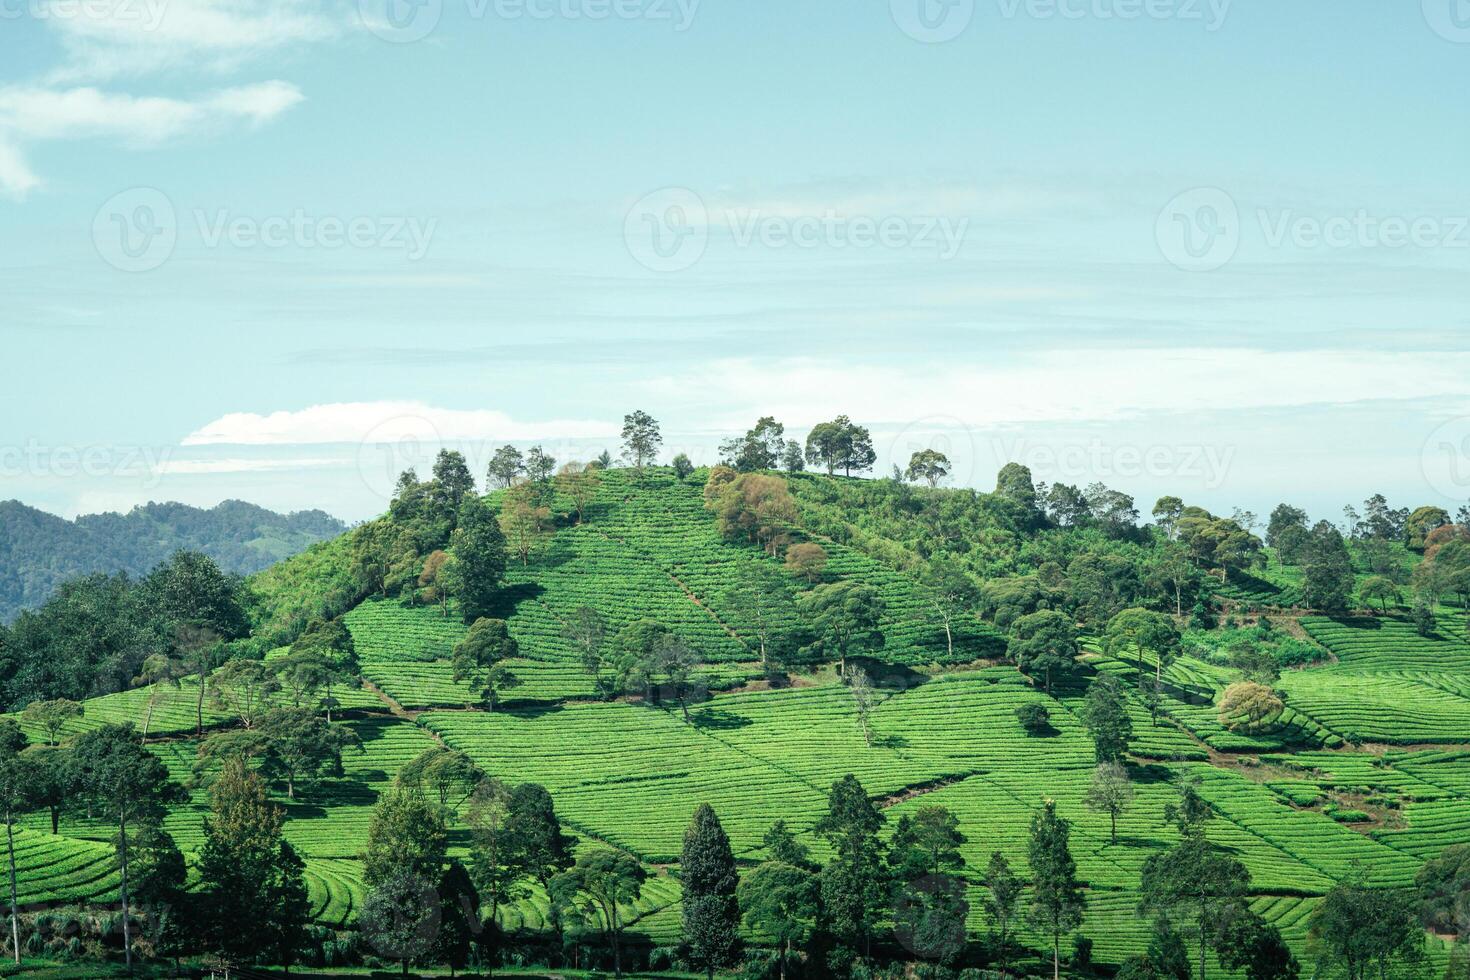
[{"left": 0, "top": 499, "right": 346, "bottom": 622}]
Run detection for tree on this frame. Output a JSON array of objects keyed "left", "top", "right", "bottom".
[
  {"left": 706, "top": 472, "right": 798, "bottom": 555},
  {"left": 525, "top": 444, "right": 557, "bottom": 482},
  {"left": 556, "top": 461, "right": 603, "bottom": 524},
  {"left": 1301, "top": 521, "right": 1356, "bottom": 612},
  {"left": 784, "top": 541, "right": 828, "bottom": 583},
  {"left": 0, "top": 722, "right": 38, "bottom": 965},
  {"left": 1105, "top": 608, "right": 1181, "bottom": 687},
  {"left": 69, "top": 724, "right": 186, "bottom": 970},
  {"left": 196, "top": 757, "right": 309, "bottom": 970},
  {"left": 488, "top": 445, "right": 525, "bottom": 488},
  {"left": 1416, "top": 843, "right": 1470, "bottom": 939},
  {"left": 919, "top": 552, "right": 978, "bottom": 660},
  {"left": 1155, "top": 496, "right": 1187, "bottom": 540},
  {"left": 798, "top": 581, "right": 885, "bottom": 675},
  {"left": 142, "top": 549, "right": 249, "bottom": 639},
  {"left": 721, "top": 566, "right": 802, "bottom": 676},
  {"left": 1016, "top": 701, "right": 1052, "bottom": 733},
  {"left": 499, "top": 481, "right": 553, "bottom": 566},
  {"left": 398, "top": 746, "right": 483, "bottom": 814},
  {"left": 175, "top": 623, "right": 223, "bottom": 737},
  {"left": 1139, "top": 835, "right": 1251, "bottom": 980},
  {"left": 1407, "top": 506, "right": 1451, "bottom": 550},
  {"left": 452, "top": 618, "right": 521, "bottom": 711},
  {"left": 681, "top": 804, "right": 739, "bottom": 980},
  {"left": 257, "top": 707, "right": 360, "bottom": 799},
  {"left": 563, "top": 606, "right": 613, "bottom": 696},
  {"left": 289, "top": 617, "right": 359, "bottom": 722},
  {"left": 982, "top": 851, "right": 1023, "bottom": 976},
  {"left": 361, "top": 866, "right": 441, "bottom": 977},
  {"left": 1028, "top": 799, "right": 1085, "bottom": 980},
  {"left": 888, "top": 804, "right": 966, "bottom": 880},
  {"left": 841, "top": 663, "right": 878, "bottom": 746},
  {"left": 739, "top": 861, "right": 817, "bottom": 980},
  {"left": 209, "top": 658, "right": 279, "bottom": 729},
  {"left": 720, "top": 416, "right": 787, "bottom": 472},
  {"left": 620, "top": 409, "right": 663, "bottom": 476},
  {"left": 804, "top": 415, "right": 876, "bottom": 476},
  {"left": 504, "top": 782, "right": 575, "bottom": 941},
  {"left": 1217, "top": 909, "right": 1300, "bottom": 980},
  {"left": 1085, "top": 760, "right": 1134, "bottom": 844},
  {"left": 764, "top": 820, "right": 812, "bottom": 868},
  {"left": 906, "top": 449, "right": 951, "bottom": 487},
  {"left": 21, "top": 698, "right": 82, "bottom": 746},
  {"left": 133, "top": 654, "right": 183, "bottom": 744},
  {"left": 1309, "top": 871, "right": 1425, "bottom": 980},
  {"left": 781, "top": 440, "right": 805, "bottom": 473},
  {"left": 1265, "top": 504, "right": 1309, "bottom": 550},
  {"left": 815, "top": 775, "right": 887, "bottom": 958},
  {"left": 449, "top": 496, "right": 508, "bottom": 621},
  {"left": 551, "top": 848, "right": 647, "bottom": 978},
  {"left": 125, "top": 821, "right": 189, "bottom": 963},
  {"left": 1359, "top": 575, "right": 1401, "bottom": 613},
  {"left": 431, "top": 449, "right": 476, "bottom": 512},
  {"left": 418, "top": 549, "right": 455, "bottom": 616},
  {"left": 1217, "top": 681, "right": 1285, "bottom": 733},
  {"left": 1080, "top": 674, "right": 1133, "bottom": 763},
  {"left": 362, "top": 785, "right": 448, "bottom": 890},
  {"left": 432, "top": 859, "right": 481, "bottom": 977},
  {"left": 1008, "top": 610, "right": 1079, "bottom": 693},
  {"left": 672, "top": 453, "right": 695, "bottom": 480},
  {"left": 465, "top": 778, "right": 522, "bottom": 968}
]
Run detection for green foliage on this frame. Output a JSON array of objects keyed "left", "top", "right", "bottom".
[
  {"left": 680, "top": 804, "right": 739, "bottom": 978},
  {"left": 1008, "top": 610, "right": 1079, "bottom": 693}
]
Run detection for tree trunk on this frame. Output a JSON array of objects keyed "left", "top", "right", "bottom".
[
  {"left": 1110, "top": 810, "right": 1117, "bottom": 844},
  {"left": 50, "top": 807, "right": 59, "bottom": 836},
  {"left": 780, "top": 939, "right": 789, "bottom": 980},
  {"left": 1198, "top": 920, "right": 1208, "bottom": 980},
  {"left": 196, "top": 669, "right": 207, "bottom": 737},
  {"left": 325, "top": 677, "right": 333, "bottom": 724},
  {"left": 119, "top": 816, "right": 131, "bottom": 971},
  {"left": 1052, "top": 931, "right": 1060, "bottom": 980},
  {"left": 141, "top": 691, "right": 155, "bottom": 745},
  {"left": 942, "top": 612, "right": 953, "bottom": 659},
  {"left": 7, "top": 815, "right": 19, "bottom": 965}
]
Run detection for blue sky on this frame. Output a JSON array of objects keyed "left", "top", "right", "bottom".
[{"left": 3, "top": 0, "right": 1470, "bottom": 524}]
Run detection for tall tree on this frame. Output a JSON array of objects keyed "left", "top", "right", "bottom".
[
  {"left": 1028, "top": 799, "right": 1086, "bottom": 980},
  {"left": 681, "top": 804, "right": 739, "bottom": 980},
  {"left": 918, "top": 552, "right": 978, "bottom": 660},
  {"left": 550, "top": 848, "right": 647, "bottom": 978},
  {"left": 620, "top": 410, "right": 663, "bottom": 477},
  {"left": 133, "top": 653, "right": 183, "bottom": 744},
  {"left": 804, "top": 415, "right": 876, "bottom": 477},
  {"left": 525, "top": 445, "right": 557, "bottom": 483},
  {"left": 449, "top": 496, "right": 508, "bottom": 622},
  {"left": 1080, "top": 674, "right": 1134, "bottom": 763},
  {"left": 487, "top": 445, "right": 525, "bottom": 488},
  {"left": 466, "top": 778, "right": 522, "bottom": 971},
  {"left": 452, "top": 618, "right": 521, "bottom": 711},
  {"left": 739, "top": 860, "right": 817, "bottom": 980},
  {"left": 556, "top": 461, "right": 603, "bottom": 524},
  {"left": 69, "top": 724, "right": 185, "bottom": 971},
  {"left": 815, "top": 775, "right": 887, "bottom": 959},
  {"left": 1301, "top": 521, "right": 1356, "bottom": 612},
  {"left": 798, "top": 581, "right": 885, "bottom": 675},
  {"left": 505, "top": 782, "right": 575, "bottom": 943},
  {"left": 1309, "top": 872, "right": 1425, "bottom": 980},
  {"left": 1139, "top": 835, "right": 1252, "bottom": 980},
  {"left": 360, "top": 866, "right": 441, "bottom": 977},
  {"left": 362, "top": 785, "right": 449, "bottom": 889},
  {"left": 982, "top": 851, "right": 1024, "bottom": 976},
  {"left": 719, "top": 416, "right": 787, "bottom": 472},
  {"left": 1008, "top": 610, "right": 1079, "bottom": 693},
  {"left": 499, "top": 481, "right": 553, "bottom": 566},
  {"left": 431, "top": 449, "right": 476, "bottom": 515},
  {"left": 196, "top": 756, "right": 308, "bottom": 970},
  {"left": 905, "top": 449, "right": 951, "bottom": 487},
  {"left": 1084, "top": 760, "right": 1134, "bottom": 844},
  {"left": 21, "top": 698, "right": 82, "bottom": 747},
  {"left": 0, "top": 722, "right": 37, "bottom": 965}
]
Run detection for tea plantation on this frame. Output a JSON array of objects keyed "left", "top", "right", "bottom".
[{"left": 6, "top": 468, "right": 1468, "bottom": 977}]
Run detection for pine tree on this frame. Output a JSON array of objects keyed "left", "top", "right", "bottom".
[{"left": 681, "top": 804, "right": 739, "bottom": 980}]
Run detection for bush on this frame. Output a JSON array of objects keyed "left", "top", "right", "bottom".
[{"left": 1016, "top": 702, "right": 1051, "bottom": 733}]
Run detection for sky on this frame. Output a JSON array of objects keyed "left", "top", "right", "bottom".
[{"left": 3, "top": 0, "right": 1470, "bottom": 525}]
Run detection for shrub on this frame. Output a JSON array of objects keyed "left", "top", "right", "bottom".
[{"left": 1015, "top": 702, "right": 1051, "bottom": 733}]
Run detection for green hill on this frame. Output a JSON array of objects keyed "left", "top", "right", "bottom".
[
  {"left": 0, "top": 498, "right": 344, "bottom": 622},
  {"left": 7, "top": 467, "right": 1468, "bottom": 977}
]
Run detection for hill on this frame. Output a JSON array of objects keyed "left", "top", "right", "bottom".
[
  {"left": 0, "top": 498, "right": 345, "bottom": 621},
  {"left": 5, "top": 464, "right": 1467, "bottom": 977}
]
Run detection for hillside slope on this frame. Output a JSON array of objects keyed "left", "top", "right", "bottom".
[{"left": 0, "top": 499, "right": 344, "bottom": 621}]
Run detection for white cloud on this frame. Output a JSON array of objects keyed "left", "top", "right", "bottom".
[
  {"left": 151, "top": 456, "right": 344, "bottom": 475},
  {"left": 183, "top": 402, "right": 622, "bottom": 446},
  {"left": 0, "top": 81, "right": 303, "bottom": 195},
  {"left": 41, "top": 0, "right": 350, "bottom": 81}
]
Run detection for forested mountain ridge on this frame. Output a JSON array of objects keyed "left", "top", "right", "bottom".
[{"left": 0, "top": 498, "right": 344, "bottom": 621}]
